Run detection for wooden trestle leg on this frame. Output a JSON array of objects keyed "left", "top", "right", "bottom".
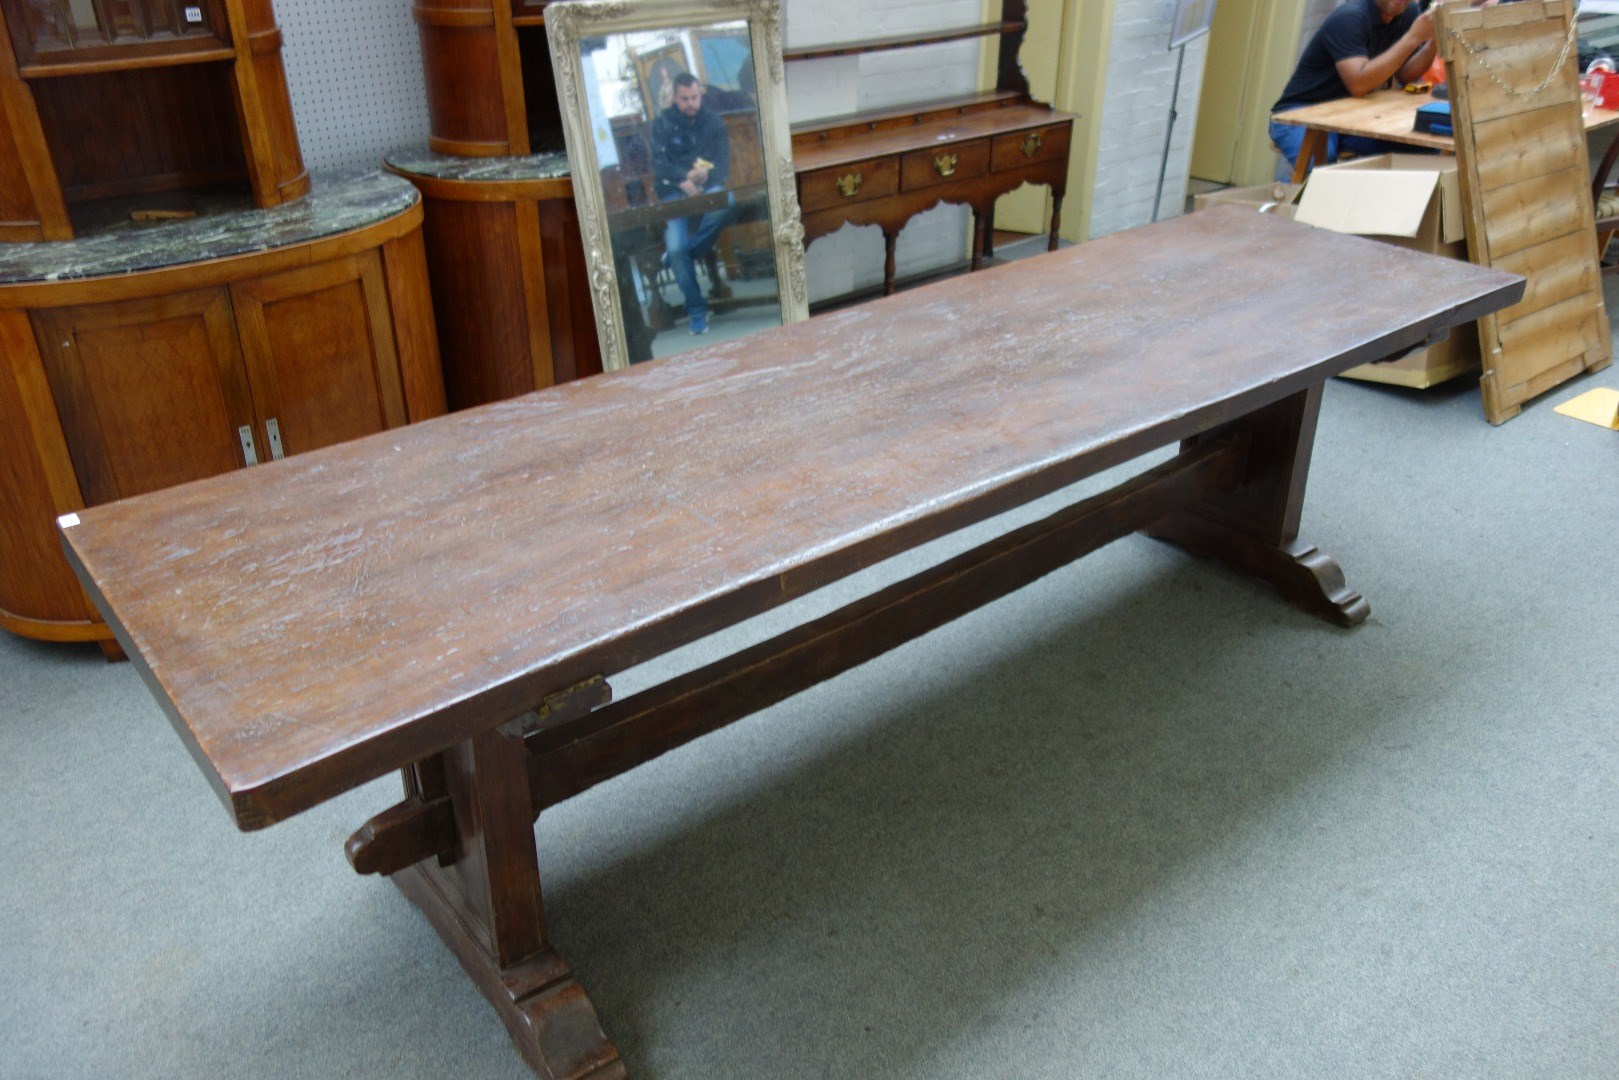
[
  {"left": 343, "top": 387, "right": 1360, "bottom": 1079},
  {"left": 1145, "top": 384, "right": 1369, "bottom": 627},
  {"left": 352, "top": 730, "right": 624, "bottom": 1080},
  {"left": 1290, "top": 129, "right": 1329, "bottom": 184}
]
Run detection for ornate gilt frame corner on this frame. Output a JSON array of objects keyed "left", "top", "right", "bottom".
[{"left": 546, "top": 0, "right": 808, "bottom": 372}]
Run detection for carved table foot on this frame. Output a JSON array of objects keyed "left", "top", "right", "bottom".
[
  {"left": 1147, "top": 511, "right": 1368, "bottom": 627},
  {"left": 393, "top": 860, "right": 624, "bottom": 1080}
]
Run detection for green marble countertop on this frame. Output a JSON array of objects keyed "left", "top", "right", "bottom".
[
  {"left": 384, "top": 143, "right": 573, "bottom": 183},
  {"left": 0, "top": 170, "right": 419, "bottom": 287}
]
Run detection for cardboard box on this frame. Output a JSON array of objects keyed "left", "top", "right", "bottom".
[
  {"left": 1294, "top": 153, "right": 1477, "bottom": 387},
  {"left": 1191, "top": 182, "right": 1301, "bottom": 219}
]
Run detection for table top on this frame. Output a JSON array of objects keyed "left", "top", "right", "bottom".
[
  {"left": 61, "top": 207, "right": 1523, "bottom": 831},
  {"left": 0, "top": 171, "right": 418, "bottom": 286},
  {"left": 1272, "top": 88, "right": 1619, "bottom": 151},
  {"left": 606, "top": 182, "right": 770, "bottom": 231}
]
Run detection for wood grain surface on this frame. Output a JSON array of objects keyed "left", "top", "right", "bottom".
[
  {"left": 1271, "top": 87, "right": 1619, "bottom": 151},
  {"left": 793, "top": 102, "right": 1070, "bottom": 172},
  {"left": 61, "top": 207, "right": 1523, "bottom": 830}
]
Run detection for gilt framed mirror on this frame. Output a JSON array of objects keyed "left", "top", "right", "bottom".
[{"left": 546, "top": 0, "right": 809, "bottom": 370}]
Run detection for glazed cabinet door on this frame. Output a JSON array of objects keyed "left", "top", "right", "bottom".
[
  {"left": 2, "top": 0, "right": 231, "bottom": 70},
  {"left": 32, "top": 287, "right": 257, "bottom": 506},
  {"left": 228, "top": 251, "right": 409, "bottom": 460}
]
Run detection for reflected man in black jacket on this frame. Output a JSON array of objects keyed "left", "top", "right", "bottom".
[{"left": 652, "top": 72, "right": 732, "bottom": 335}]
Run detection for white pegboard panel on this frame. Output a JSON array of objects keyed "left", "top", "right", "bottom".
[{"left": 273, "top": 0, "right": 431, "bottom": 171}]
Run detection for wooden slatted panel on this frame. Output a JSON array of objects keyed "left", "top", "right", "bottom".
[
  {"left": 1471, "top": 108, "right": 1586, "bottom": 190},
  {"left": 1474, "top": 166, "right": 1592, "bottom": 258},
  {"left": 1493, "top": 230, "right": 1601, "bottom": 324},
  {"left": 1437, "top": 0, "right": 1611, "bottom": 423},
  {"left": 1448, "top": 21, "right": 1580, "bottom": 124},
  {"left": 1495, "top": 291, "right": 1607, "bottom": 358}
]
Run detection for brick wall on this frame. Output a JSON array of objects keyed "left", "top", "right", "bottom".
[
  {"left": 1088, "top": 0, "right": 1210, "bottom": 238},
  {"left": 785, "top": 0, "right": 983, "bottom": 302}
]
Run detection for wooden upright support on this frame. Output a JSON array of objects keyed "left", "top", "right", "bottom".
[{"left": 390, "top": 732, "right": 625, "bottom": 1080}]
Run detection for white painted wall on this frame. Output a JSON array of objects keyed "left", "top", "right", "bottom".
[{"left": 1088, "top": 0, "right": 1209, "bottom": 237}]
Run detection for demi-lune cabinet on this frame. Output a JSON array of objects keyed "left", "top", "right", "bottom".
[
  {"left": 0, "top": 175, "right": 444, "bottom": 655},
  {"left": 384, "top": 148, "right": 601, "bottom": 410},
  {"left": 37, "top": 254, "right": 422, "bottom": 506},
  {"left": 402, "top": 1, "right": 603, "bottom": 409}
]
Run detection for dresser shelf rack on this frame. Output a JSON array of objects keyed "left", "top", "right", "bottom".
[{"left": 784, "top": 0, "right": 1073, "bottom": 298}]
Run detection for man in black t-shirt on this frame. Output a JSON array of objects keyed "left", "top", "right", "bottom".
[{"left": 1269, "top": 0, "right": 1437, "bottom": 171}]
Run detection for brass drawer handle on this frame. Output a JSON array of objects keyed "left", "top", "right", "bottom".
[
  {"left": 836, "top": 172, "right": 863, "bottom": 198},
  {"left": 1021, "top": 132, "right": 1044, "bottom": 158},
  {"left": 934, "top": 153, "right": 958, "bottom": 177}
]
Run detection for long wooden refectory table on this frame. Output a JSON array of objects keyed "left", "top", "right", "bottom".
[
  {"left": 1272, "top": 87, "right": 1619, "bottom": 183},
  {"left": 61, "top": 207, "right": 1522, "bottom": 1079}
]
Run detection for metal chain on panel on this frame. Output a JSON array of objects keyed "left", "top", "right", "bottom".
[{"left": 1443, "top": 11, "right": 1579, "bottom": 98}]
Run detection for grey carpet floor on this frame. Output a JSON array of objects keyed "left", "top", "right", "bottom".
[{"left": 4, "top": 305, "right": 1617, "bottom": 1078}]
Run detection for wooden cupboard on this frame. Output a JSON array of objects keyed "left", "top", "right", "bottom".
[
  {"left": 37, "top": 254, "right": 416, "bottom": 506},
  {"left": 413, "top": 0, "right": 562, "bottom": 158},
  {"left": 384, "top": 150, "right": 602, "bottom": 410},
  {"left": 0, "top": 0, "right": 307, "bottom": 242},
  {"left": 0, "top": 196, "right": 444, "bottom": 653}
]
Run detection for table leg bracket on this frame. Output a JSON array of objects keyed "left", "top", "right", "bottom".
[
  {"left": 345, "top": 795, "right": 457, "bottom": 876},
  {"left": 1148, "top": 511, "right": 1369, "bottom": 627},
  {"left": 525, "top": 437, "right": 1250, "bottom": 811}
]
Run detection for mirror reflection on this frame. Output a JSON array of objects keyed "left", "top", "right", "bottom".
[{"left": 580, "top": 22, "right": 780, "bottom": 364}]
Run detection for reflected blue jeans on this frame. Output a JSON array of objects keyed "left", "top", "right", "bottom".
[
  {"left": 1269, "top": 119, "right": 1418, "bottom": 177},
  {"left": 662, "top": 184, "right": 735, "bottom": 320}
]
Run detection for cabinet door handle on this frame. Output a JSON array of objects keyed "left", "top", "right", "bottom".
[
  {"left": 836, "top": 172, "right": 863, "bottom": 198},
  {"left": 934, "top": 153, "right": 958, "bottom": 177},
  {"left": 1021, "top": 132, "right": 1044, "bottom": 158},
  {"left": 238, "top": 425, "right": 259, "bottom": 467},
  {"left": 266, "top": 418, "right": 285, "bottom": 461}
]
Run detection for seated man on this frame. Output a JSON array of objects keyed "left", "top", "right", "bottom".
[
  {"left": 652, "top": 72, "right": 733, "bottom": 336},
  {"left": 1269, "top": 0, "right": 1437, "bottom": 172}
]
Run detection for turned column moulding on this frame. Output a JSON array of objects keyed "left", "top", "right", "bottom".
[{"left": 414, "top": 0, "right": 561, "bottom": 157}]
